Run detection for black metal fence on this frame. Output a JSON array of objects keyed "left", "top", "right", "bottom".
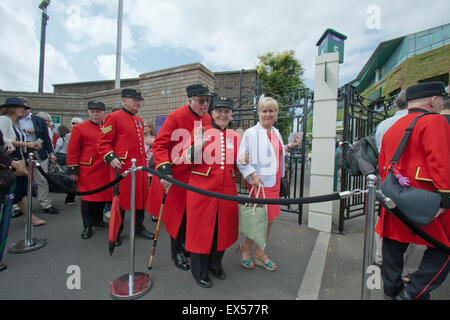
[
  {"left": 230, "top": 87, "right": 314, "bottom": 225},
  {"left": 338, "top": 84, "right": 391, "bottom": 233}
]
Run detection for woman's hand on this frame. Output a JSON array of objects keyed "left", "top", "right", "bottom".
[
  {"left": 250, "top": 172, "right": 263, "bottom": 186},
  {"left": 238, "top": 153, "right": 250, "bottom": 165}
]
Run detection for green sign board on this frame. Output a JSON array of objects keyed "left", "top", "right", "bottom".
[
  {"left": 316, "top": 28, "right": 347, "bottom": 63},
  {"left": 51, "top": 115, "right": 61, "bottom": 125}
]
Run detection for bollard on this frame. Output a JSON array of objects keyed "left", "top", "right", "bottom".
[
  {"left": 361, "top": 174, "right": 378, "bottom": 300},
  {"left": 9, "top": 153, "right": 47, "bottom": 254},
  {"left": 110, "top": 159, "right": 152, "bottom": 300}
]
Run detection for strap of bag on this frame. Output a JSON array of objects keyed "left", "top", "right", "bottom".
[
  {"left": 252, "top": 184, "right": 266, "bottom": 212},
  {"left": 390, "top": 112, "right": 438, "bottom": 164}
]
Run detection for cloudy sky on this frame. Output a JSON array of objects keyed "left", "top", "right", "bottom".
[{"left": 0, "top": 0, "right": 448, "bottom": 93}]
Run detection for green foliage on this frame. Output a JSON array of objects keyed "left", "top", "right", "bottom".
[{"left": 257, "top": 50, "right": 305, "bottom": 141}]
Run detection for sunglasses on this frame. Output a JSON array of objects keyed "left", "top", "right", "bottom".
[
  {"left": 72, "top": 122, "right": 79, "bottom": 125},
  {"left": 192, "top": 97, "right": 211, "bottom": 105}
]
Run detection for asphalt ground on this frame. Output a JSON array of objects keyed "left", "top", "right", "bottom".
[{"left": 1, "top": 188, "right": 448, "bottom": 302}]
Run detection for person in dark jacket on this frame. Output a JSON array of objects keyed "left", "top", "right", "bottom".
[{"left": 19, "top": 99, "right": 58, "bottom": 214}]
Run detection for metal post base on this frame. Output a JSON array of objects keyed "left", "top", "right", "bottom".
[
  {"left": 110, "top": 272, "right": 152, "bottom": 300},
  {"left": 9, "top": 238, "right": 47, "bottom": 254}
]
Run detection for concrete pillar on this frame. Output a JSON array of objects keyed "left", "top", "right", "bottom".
[{"left": 308, "top": 52, "right": 340, "bottom": 232}]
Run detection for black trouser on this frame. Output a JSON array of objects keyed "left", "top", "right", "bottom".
[
  {"left": 171, "top": 211, "right": 187, "bottom": 257},
  {"left": 382, "top": 237, "right": 450, "bottom": 299},
  {"left": 81, "top": 201, "right": 106, "bottom": 228},
  {"left": 190, "top": 214, "right": 224, "bottom": 280},
  {"left": 117, "top": 208, "right": 145, "bottom": 237},
  {"left": 65, "top": 193, "right": 76, "bottom": 204}
]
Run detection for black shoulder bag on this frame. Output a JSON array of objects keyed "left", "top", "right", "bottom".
[{"left": 380, "top": 113, "right": 447, "bottom": 226}]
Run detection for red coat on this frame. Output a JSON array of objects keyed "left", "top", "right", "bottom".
[
  {"left": 375, "top": 111, "right": 450, "bottom": 247},
  {"left": 97, "top": 109, "right": 148, "bottom": 210},
  {"left": 185, "top": 126, "right": 240, "bottom": 254},
  {"left": 66, "top": 121, "right": 112, "bottom": 202},
  {"left": 146, "top": 105, "right": 211, "bottom": 239}
]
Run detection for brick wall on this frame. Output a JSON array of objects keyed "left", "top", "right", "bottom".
[
  {"left": 1, "top": 63, "right": 257, "bottom": 129},
  {"left": 53, "top": 78, "right": 139, "bottom": 95},
  {"left": 214, "top": 69, "right": 257, "bottom": 108}
]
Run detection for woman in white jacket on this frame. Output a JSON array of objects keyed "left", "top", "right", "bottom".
[{"left": 236, "top": 97, "right": 300, "bottom": 271}]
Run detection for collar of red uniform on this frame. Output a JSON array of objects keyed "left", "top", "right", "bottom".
[
  {"left": 122, "top": 107, "right": 135, "bottom": 115},
  {"left": 408, "top": 108, "right": 429, "bottom": 114},
  {"left": 211, "top": 119, "right": 227, "bottom": 131},
  {"left": 188, "top": 105, "right": 202, "bottom": 118}
]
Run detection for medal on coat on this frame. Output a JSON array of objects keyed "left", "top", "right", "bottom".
[{"left": 226, "top": 138, "right": 234, "bottom": 149}]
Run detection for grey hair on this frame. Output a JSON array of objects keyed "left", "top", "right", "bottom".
[
  {"left": 36, "top": 111, "right": 51, "bottom": 121},
  {"left": 395, "top": 91, "right": 407, "bottom": 110},
  {"left": 71, "top": 117, "right": 83, "bottom": 124}
]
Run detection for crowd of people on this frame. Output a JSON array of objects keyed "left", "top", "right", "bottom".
[{"left": 0, "top": 80, "right": 448, "bottom": 299}]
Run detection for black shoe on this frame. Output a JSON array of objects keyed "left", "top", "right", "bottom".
[
  {"left": 0, "top": 264, "right": 7, "bottom": 272},
  {"left": 396, "top": 290, "right": 415, "bottom": 300},
  {"left": 43, "top": 207, "right": 59, "bottom": 214},
  {"left": 81, "top": 228, "right": 93, "bottom": 240},
  {"left": 114, "top": 236, "right": 122, "bottom": 247},
  {"left": 93, "top": 221, "right": 109, "bottom": 228},
  {"left": 11, "top": 209, "right": 23, "bottom": 219},
  {"left": 136, "top": 228, "right": 154, "bottom": 240},
  {"left": 151, "top": 216, "right": 158, "bottom": 222},
  {"left": 172, "top": 252, "right": 190, "bottom": 271},
  {"left": 195, "top": 277, "right": 213, "bottom": 288},
  {"left": 210, "top": 268, "right": 226, "bottom": 280}
]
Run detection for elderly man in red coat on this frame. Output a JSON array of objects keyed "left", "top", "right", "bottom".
[
  {"left": 146, "top": 83, "right": 212, "bottom": 271},
  {"left": 97, "top": 89, "right": 154, "bottom": 245},
  {"left": 67, "top": 101, "right": 111, "bottom": 240},
  {"left": 376, "top": 81, "right": 450, "bottom": 300}
]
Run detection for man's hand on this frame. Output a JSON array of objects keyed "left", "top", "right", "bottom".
[
  {"left": 28, "top": 142, "right": 42, "bottom": 150},
  {"left": 160, "top": 175, "right": 172, "bottom": 192},
  {"left": 109, "top": 158, "right": 123, "bottom": 169},
  {"left": 69, "top": 175, "right": 79, "bottom": 181},
  {"left": 26, "top": 128, "right": 35, "bottom": 134}
]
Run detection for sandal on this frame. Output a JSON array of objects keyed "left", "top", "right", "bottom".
[
  {"left": 253, "top": 256, "right": 277, "bottom": 271},
  {"left": 235, "top": 245, "right": 254, "bottom": 269}
]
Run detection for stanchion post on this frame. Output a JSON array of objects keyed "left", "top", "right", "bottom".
[
  {"left": 9, "top": 153, "right": 47, "bottom": 254},
  {"left": 361, "top": 174, "right": 377, "bottom": 300},
  {"left": 110, "top": 159, "right": 151, "bottom": 300}
]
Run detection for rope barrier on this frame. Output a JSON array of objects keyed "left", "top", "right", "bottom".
[
  {"left": 140, "top": 166, "right": 342, "bottom": 205},
  {"left": 36, "top": 161, "right": 344, "bottom": 205},
  {"left": 35, "top": 164, "right": 127, "bottom": 196}
]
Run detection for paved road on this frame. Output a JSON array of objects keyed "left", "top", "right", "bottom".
[{"left": 1, "top": 190, "right": 448, "bottom": 301}]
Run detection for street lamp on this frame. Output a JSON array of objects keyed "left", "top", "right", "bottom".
[{"left": 38, "top": 0, "right": 50, "bottom": 93}]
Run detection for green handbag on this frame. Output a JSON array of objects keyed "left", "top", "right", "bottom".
[{"left": 238, "top": 185, "right": 268, "bottom": 249}]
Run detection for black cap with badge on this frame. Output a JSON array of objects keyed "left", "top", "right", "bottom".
[
  {"left": 88, "top": 100, "right": 106, "bottom": 111},
  {"left": 186, "top": 83, "right": 212, "bottom": 98},
  {"left": 211, "top": 96, "right": 234, "bottom": 111},
  {"left": 122, "top": 88, "right": 144, "bottom": 100}
]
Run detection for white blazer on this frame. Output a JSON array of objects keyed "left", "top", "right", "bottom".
[{"left": 237, "top": 122, "right": 285, "bottom": 188}]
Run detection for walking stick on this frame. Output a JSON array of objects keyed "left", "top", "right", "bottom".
[{"left": 148, "top": 191, "right": 167, "bottom": 270}]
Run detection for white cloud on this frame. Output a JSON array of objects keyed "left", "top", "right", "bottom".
[
  {"left": 126, "top": 0, "right": 450, "bottom": 87},
  {"left": 95, "top": 54, "right": 140, "bottom": 79},
  {"left": 0, "top": 1, "right": 78, "bottom": 92},
  {"left": 1, "top": 0, "right": 449, "bottom": 93},
  {"left": 63, "top": 4, "right": 136, "bottom": 53}
]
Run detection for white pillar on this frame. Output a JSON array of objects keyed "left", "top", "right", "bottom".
[{"left": 308, "top": 52, "right": 340, "bottom": 233}]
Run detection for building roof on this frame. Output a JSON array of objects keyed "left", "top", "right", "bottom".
[{"left": 349, "top": 36, "right": 404, "bottom": 92}]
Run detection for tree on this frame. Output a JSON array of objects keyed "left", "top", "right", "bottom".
[
  {"left": 257, "top": 50, "right": 305, "bottom": 141},
  {"left": 257, "top": 50, "right": 305, "bottom": 104}
]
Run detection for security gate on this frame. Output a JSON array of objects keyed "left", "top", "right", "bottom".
[
  {"left": 338, "top": 84, "right": 390, "bottom": 233},
  {"left": 230, "top": 86, "right": 314, "bottom": 225}
]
